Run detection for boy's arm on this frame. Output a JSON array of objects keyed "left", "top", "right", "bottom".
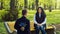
[
  {"left": 27, "top": 20, "right": 30, "bottom": 34},
  {"left": 14, "top": 20, "right": 21, "bottom": 30}
]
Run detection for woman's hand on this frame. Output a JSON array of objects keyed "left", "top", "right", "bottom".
[
  {"left": 37, "top": 23, "right": 42, "bottom": 26},
  {"left": 20, "top": 27, "right": 25, "bottom": 31}
]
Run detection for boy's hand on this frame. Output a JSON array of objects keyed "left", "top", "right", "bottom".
[{"left": 20, "top": 27, "right": 25, "bottom": 31}]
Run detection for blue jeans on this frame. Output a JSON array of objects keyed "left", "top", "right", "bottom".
[{"left": 35, "top": 24, "right": 46, "bottom": 34}]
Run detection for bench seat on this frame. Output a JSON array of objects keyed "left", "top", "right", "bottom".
[{"left": 4, "top": 21, "right": 56, "bottom": 34}]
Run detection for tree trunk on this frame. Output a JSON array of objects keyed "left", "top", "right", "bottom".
[
  {"left": 32, "top": 3, "right": 35, "bottom": 10},
  {"left": 0, "top": 0, "right": 3, "bottom": 10},
  {"left": 49, "top": 6, "right": 52, "bottom": 12},
  {"left": 35, "top": 0, "right": 38, "bottom": 10},
  {"left": 2, "top": 0, "right": 18, "bottom": 21},
  {"left": 44, "top": 4, "right": 46, "bottom": 10},
  {"left": 24, "top": 0, "right": 28, "bottom": 9},
  {"left": 29, "top": 5, "right": 30, "bottom": 10},
  {"left": 55, "top": 2, "right": 57, "bottom": 9},
  {"left": 9, "top": 0, "right": 18, "bottom": 20}
]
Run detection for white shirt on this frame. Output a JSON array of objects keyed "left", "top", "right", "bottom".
[
  {"left": 34, "top": 15, "right": 46, "bottom": 25},
  {"left": 39, "top": 14, "right": 41, "bottom": 17}
]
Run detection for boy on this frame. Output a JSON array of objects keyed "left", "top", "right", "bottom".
[{"left": 14, "top": 9, "right": 30, "bottom": 34}]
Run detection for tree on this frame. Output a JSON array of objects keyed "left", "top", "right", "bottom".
[
  {"left": 9, "top": 0, "right": 18, "bottom": 20},
  {"left": 28, "top": 0, "right": 35, "bottom": 10},
  {"left": 24, "top": 0, "right": 28, "bottom": 9},
  {"left": 18, "top": 0, "right": 24, "bottom": 10},
  {"left": 55, "top": 0, "right": 57, "bottom": 9},
  {"left": 0, "top": 0, "right": 3, "bottom": 10},
  {"left": 32, "top": 3, "right": 35, "bottom": 10},
  {"left": 3, "top": 0, "right": 18, "bottom": 21},
  {"left": 35, "top": 0, "right": 38, "bottom": 10},
  {"left": 47, "top": 0, "right": 55, "bottom": 12}
]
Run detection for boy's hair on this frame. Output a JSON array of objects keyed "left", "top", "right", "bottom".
[{"left": 22, "top": 9, "right": 27, "bottom": 16}]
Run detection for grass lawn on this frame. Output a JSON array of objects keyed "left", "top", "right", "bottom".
[
  {"left": 0, "top": 10, "right": 60, "bottom": 34},
  {"left": 0, "top": 22, "right": 7, "bottom": 34}
]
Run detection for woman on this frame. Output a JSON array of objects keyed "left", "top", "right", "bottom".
[
  {"left": 34, "top": 7, "right": 46, "bottom": 34},
  {"left": 14, "top": 9, "right": 30, "bottom": 34}
]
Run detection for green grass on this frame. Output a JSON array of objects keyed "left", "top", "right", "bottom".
[
  {"left": 45, "top": 10, "right": 60, "bottom": 25},
  {"left": 0, "top": 22, "right": 7, "bottom": 34}
]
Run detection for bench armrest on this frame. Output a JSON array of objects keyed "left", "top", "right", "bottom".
[{"left": 4, "top": 22, "right": 12, "bottom": 33}]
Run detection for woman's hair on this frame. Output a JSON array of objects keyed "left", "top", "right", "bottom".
[
  {"left": 22, "top": 9, "right": 27, "bottom": 16},
  {"left": 36, "top": 7, "right": 46, "bottom": 17}
]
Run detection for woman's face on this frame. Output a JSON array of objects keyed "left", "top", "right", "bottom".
[{"left": 38, "top": 8, "right": 42, "bottom": 14}]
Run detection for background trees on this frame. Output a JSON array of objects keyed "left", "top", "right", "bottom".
[
  {"left": 1, "top": 0, "right": 60, "bottom": 10},
  {"left": 0, "top": 0, "right": 3, "bottom": 10},
  {"left": 1, "top": 0, "right": 60, "bottom": 21},
  {"left": 2, "top": 0, "right": 18, "bottom": 21}
]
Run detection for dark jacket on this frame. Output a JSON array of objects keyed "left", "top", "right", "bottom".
[
  {"left": 34, "top": 13, "right": 46, "bottom": 29},
  {"left": 36, "top": 13, "right": 46, "bottom": 24},
  {"left": 14, "top": 16, "right": 30, "bottom": 34}
]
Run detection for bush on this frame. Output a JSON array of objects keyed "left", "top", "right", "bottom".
[{"left": 0, "top": 9, "right": 7, "bottom": 21}]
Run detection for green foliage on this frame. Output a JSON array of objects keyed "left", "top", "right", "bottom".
[
  {"left": 0, "top": 9, "right": 8, "bottom": 21},
  {"left": 1, "top": 0, "right": 59, "bottom": 10},
  {"left": 19, "top": 0, "right": 24, "bottom": 6},
  {"left": 39, "top": 0, "right": 56, "bottom": 8},
  {"left": 3, "top": 0, "right": 10, "bottom": 10},
  {"left": 28, "top": 0, "right": 35, "bottom": 6}
]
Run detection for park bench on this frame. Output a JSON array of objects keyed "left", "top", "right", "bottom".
[{"left": 4, "top": 21, "right": 56, "bottom": 34}]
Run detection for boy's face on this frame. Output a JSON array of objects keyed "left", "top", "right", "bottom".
[{"left": 25, "top": 12, "right": 27, "bottom": 16}]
